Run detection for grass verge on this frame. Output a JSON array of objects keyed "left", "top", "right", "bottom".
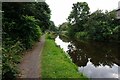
[{"left": 41, "top": 34, "right": 88, "bottom": 79}]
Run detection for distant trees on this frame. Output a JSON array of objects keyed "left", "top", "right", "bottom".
[
  {"left": 49, "top": 21, "right": 57, "bottom": 32},
  {"left": 59, "top": 22, "right": 69, "bottom": 31},
  {"left": 64, "top": 2, "right": 120, "bottom": 42}
]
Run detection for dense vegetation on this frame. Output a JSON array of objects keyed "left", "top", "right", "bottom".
[
  {"left": 2, "top": 2, "right": 54, "bottom": 80},
  {"left": 59, "top": 2, "right": 120, "bottom": 42},
  {"left": 41, "top": 33, "right": 88, "bottom": 79},
  {"left": 2, "top": 1, "right": 120, "bottom": 80}
]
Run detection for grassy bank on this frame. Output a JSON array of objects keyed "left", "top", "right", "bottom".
[{"left": 41, "top": 34, "right": 88, "bottom": 79}]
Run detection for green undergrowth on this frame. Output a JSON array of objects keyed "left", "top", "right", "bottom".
[{"left": 41, "top": 34, "right": 88, "bottom": 79}]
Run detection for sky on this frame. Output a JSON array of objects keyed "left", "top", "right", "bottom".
[{"left": 45, "top": 0, "right": 120, "bottom": 26}]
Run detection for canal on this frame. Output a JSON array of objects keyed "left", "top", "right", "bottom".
[{"left": 55, "top": 36, "right": 120, "bottom": 78}]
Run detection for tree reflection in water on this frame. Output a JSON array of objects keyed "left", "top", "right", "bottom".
[
  {"left": 56, "top": 35, "right": 120, "bottom": 78},
  {"left": 66, "top": 40, "right": 120, "bottom": 68},
  {"left": 59, "top": 35, "right": 120, "bottom": 67}
]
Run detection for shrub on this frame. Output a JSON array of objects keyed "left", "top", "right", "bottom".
[
  {"left": 46, "top": 32, "right": 57, "bottom": 40},
  {"left": 75, "top": 32, "right": 88, "bottom": 39},
  {"left": 18, "top": 15, "right": 42, "bottom": 49},
  {"left": 2, "top": 40, "right": 24, "bottom": 80},
  {"left": 2, "top": 15, "right": 42, "bottom": 80}
]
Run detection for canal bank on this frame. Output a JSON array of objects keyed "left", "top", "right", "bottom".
[{"left": 41, "top": 34, "right": 88, "bottom": 79}]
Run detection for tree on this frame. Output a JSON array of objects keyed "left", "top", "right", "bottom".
[
  {"left": 68, "top": 2, "right": 90, "bottom": 32},
  {"left": 49, "top": 21, "right": 57, "bottom": 31},
  {"left": 2, "top": 2, "right": 51, "bottom": 79},
  {"left": 66, "top": 2, "right": 119, "bottom": 42},
  {"left": 2, "top": 2, "right": 51, "bottom": 32},
  {"left": 84, "top": 10, "right": 119, "bottom": 41},
  {"left": 59, "top": 22, "right": 69, "bottom": 31}
]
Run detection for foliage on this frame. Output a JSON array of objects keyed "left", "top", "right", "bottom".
[
  {"left": 49, "top": 21, "right": 57, "bottom": 32},
  {"left": 2, "top": 2, "right": 52, "bottom": 79},
  {"left": 2, "top": 40, "right": 24, "bottom": 80},
  {"left": 46, "top": 32, "right": 57, "bottom": 40},
  {"left": 2, "top": 2, "right": 51, "bottom": 32},
  {"left": 58, "top": 22, "right": 69, "bottom": 37},
  {"left": 85, "top": 10, "right": 119, "bottom": 41},
  {"left": 59, "top": 22, "right": 69, "bottom": 31},
  {"left": 18, "top": 15, "right": 42, "bottom": 49},
  {"left": 64, "top": 2, "right": 120, "bottom": 42},
  {"left": 68, "top": 2, "right": 90, "bottom": 32},
  {"left": 67, "top": 2, "right": 90, "bottom": 37},
  {"left": 75, "top": 32, "right": 88, "bottom": 39},
  {"left": 112, "top": 25, "right": 120, "bottom": 40}
]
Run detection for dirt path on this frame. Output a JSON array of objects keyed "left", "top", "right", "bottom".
[{"left": 18, "top": 35, "right": 45, "bottom": 78}]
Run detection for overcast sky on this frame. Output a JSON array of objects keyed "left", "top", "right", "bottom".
[{"left": 45, "top": 0, "right": 120, "bottom": 26}]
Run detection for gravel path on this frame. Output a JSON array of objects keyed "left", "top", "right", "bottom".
[{"left": 18, "top": 35, "right": 45, "bottom": 78}]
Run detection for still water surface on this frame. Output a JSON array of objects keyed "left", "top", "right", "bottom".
[{"left": 55, "top": 36, "right": 120, "bottom": 78}]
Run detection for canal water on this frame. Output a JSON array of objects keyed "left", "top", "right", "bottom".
[{"left": 55, "top": 36, "right": 120, "bottom": 78}]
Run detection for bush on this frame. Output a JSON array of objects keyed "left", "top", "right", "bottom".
[
  {"left": 18, "top": 15, "right": 42, "bottom": 49},
  {"left": 112, "top": 25, "right": 120, "bottom": 41},
  {"left": 2, "top": 2, "right": 51, "bottom": 79},
  {"left": 46, "top": 32, "right": 57, "bottom": 40},
  {"left": 2, "top": 15, "right": 43, "bottom": 80},
  {"left": 2, "top": 40, "right": 24, "bottom": 80},
  {"left": 75, "top": 32, "right": 88, "bottom": 39}
]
